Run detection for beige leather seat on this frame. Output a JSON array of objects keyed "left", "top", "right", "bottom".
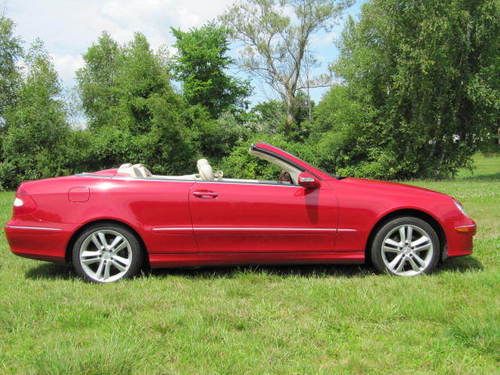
[
  {"left": 117, "top": 163, "right": 151, "bottom": 178},
  {"left": 116, "top": 160, "right": 221, "bottom": 181},
  {"left": 197, "top": 159, "right": 214, "bottom": 181}
]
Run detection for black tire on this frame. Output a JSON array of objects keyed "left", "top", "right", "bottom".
[
  {"left": 72, "top": 223, "right": 144, "bottom": 283},
  {"left": 370, "top": 216, "right": 440, "bottom": 276}
]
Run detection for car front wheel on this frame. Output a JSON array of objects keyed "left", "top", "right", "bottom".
[
  {"left": 72, "top": 223, "right": 144, "bottom": 283},
  {"left": 371, "top": 216, "right": 440, "bottom": 276}
]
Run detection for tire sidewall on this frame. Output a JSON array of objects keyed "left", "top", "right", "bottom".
[
  {"left": 72, "top": 223, "right": 144, "bottom": 283},
  {"left": 371, "top": 216, "right": 440, "bottom": 276}
]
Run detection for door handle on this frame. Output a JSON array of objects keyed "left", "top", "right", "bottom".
[{"left": 192, "top": 190, "right": 218, "bottom": 199}]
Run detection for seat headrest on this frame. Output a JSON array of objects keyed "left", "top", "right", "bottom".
[
  {"left": 197, "top": 159, "right": 214, "bottom": 181},
  {"left": 117, "top": 163, "right": 151, "bottom": 178}
]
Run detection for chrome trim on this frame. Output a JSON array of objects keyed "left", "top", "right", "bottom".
[
  {"left": 78, "top": 173, "right": 300, "bottom": 188},
  {"left": 152, "top": 227, "right": 193, "bottom": 232},
  {"left": 299, "top": 177, "right": 315, "bottom": 183},
  {"left": 6, "top": 225, "right": 62, "bottom": 231},
  {"left": 195, "top": 227, "right": 336, "bottom": 232},
  {"left": 151, "top": 226, "right": 356, "bottom": 233}
]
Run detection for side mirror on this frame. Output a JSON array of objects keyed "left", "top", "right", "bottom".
[{"left": 298, "top": 172, "right": 320, "bottom": 189}]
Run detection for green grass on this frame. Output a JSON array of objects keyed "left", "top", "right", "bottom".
[{"left": 1, "top": 155, "right": 499, "bottom": 374}]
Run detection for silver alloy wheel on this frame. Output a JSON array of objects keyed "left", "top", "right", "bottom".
[
  {"left": 381, "top": 224, "right": 434, "bottom": 276},
  {"left": 79, "top": 229, "right": 132, "bottom": 283}
]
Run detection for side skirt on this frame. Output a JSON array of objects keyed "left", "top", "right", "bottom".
[{"left": 149, "top": 251, "right": 364, "bottom": 268}]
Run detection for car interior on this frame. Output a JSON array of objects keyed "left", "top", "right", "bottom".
[{"left": 115, "top": 149, "right": 300, "bottom": 185}]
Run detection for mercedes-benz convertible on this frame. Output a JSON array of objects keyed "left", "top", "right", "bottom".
[{"left": 4, "top": 143, "right": 476, "bottom": 282}]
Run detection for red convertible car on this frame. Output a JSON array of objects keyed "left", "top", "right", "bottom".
[{"left": 5, "top": 143, "right": 476, "bottom": 283}]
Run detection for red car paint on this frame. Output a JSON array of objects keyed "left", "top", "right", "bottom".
[{"left": 4, "top": 143, "right": 475, "bottom": 268}]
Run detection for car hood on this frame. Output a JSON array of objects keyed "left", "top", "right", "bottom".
[{"left": 338, "top": 177, "right": 449, "bottom": 198}]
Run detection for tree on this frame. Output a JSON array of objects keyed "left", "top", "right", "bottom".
[
  {"left": 0, "top": 15, "right": 22, "bottom": 129},
  {"left": 76, "top": 32, "right": 121, "bottom": 130},
  {"left": 326, "top": 0, "right": 499, "bottom": 179},
  {"left": 76, "top": 32, "right": 245, "bottom": 174},
  {"left": 251, "top": 92, "right": 313, "bottom": 138},
  {"left": 115, "top": 32, "right": 178, "bottom": 135},
  {"left": 221, "top": 0, "right": 352, "bottom": 133},
  {"left": 1, "top": 41, "right": 71, "bottom": 188},
  {"left": 171, "top": 24, "right": 250, "bottom": 118}
]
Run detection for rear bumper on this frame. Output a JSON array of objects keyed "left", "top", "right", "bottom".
[{"left": 4, "top": 222, "right": 73, "bottom": 263}]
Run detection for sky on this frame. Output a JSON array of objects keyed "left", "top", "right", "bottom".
[{"left": 2, "top": 0, "right": 365, "bottom": 111}]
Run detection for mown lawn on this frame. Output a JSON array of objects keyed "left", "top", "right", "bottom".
[{"left": 0, "top": 155, "right": 498, "bottom": 374}]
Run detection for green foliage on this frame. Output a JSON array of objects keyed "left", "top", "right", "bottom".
[
  {"left": 322, "top": 0, "right": 500, "bottom": 179},
  {"left": 0, "top": 42, "right": 71, "bottom": 188},
  {"left": 221, "top": 134, "right": 317, "bottom": 180},
  {"left": 250, "top": 100, "right": 286, "bottom": 134},
  {"left": 249, "top": 92, "right": 314, "bottom": 140},
  {"left": 73, "top": 31, "right": 249, "bottom": 177},
  {"left": 76, "top": 32, "right": 121, "bottom": 130},
  {"left": 171, "top": 24, "right": 250, "bottom": 118},
  {"left": 0, "top": 15, "right": 22, "bottom": 159},
  {"left": 0, "top": 15, "right": 22, "bottom": 124}
]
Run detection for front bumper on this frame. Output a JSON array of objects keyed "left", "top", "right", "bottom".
[{"left": 445, "top": 219, "right": 476, "bottom": 258}]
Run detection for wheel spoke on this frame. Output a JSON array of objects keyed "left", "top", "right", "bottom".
[
  {"left": 399, "top": 226, "right": 406, "bottom": 242},
  {"left": 113, "top": 255, "right": 130, "bottom": 267},
  {"left": 384, "top": 238, "right": 400, "bottom": 248},
  {"left": 111, "top": 259, "right": 127, "bottom": 272},
  {"left": 103, "top": 261, "right": 111, "bottom": 279},
  {"left": 383, "top": 246, "right": 400, "bottom": 253},
  {"left": 81, "top": 257, "right": 100, "bottom": 265},
  {"left": 389, "top": 253, "right": 404, "bottom": 271},
  {"left": 109, "top": 235, "right": 123, "bottom": 250},
  {"left": 111, "top": 241, "right": 128, "bottom": 255},
  {"left": 81, "top": 250, "right": 100, "bottom": 258},
  {"left": 95, "top": 259, "right": 105, "bottom": 279},
  {"left": 91, "top": 234, "right": 103, "bottom": 249},
  {"left": 97, "top": 232, "right": 108, "bottom": 248},
  {"left": 395, "top": 257, "right": 406, "bottom": 272},
  {"left": 414, "top": 242, "right": 432, "bottom": 252},
  {"left": 412, "top": 253, "right": 426, "bottom": 267},
  {"left": 408, "top": 256, "right": 421, "bottom": 272},
  {"left": 406, "top": 226, "right": 413, "bottom": 243},
  {"left": 411, "top": 235, "right": 429, "bottom": 248}
]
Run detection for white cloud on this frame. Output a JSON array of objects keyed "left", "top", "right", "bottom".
[
  {"left": 52, "top": 53, "right": 84, "bottom": 85},
  {"left": 5, "top": 0, "right": 235, "bottom": 86},
  {"left": 311, "top": 30, "right": 339, "bottom": 48}
]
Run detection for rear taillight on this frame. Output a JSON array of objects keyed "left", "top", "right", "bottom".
[{"left": 13, "top": 194, "right": 37, "bottom": 216}]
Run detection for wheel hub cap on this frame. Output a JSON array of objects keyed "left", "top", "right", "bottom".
[
  {"left": 381, "top": 224, "right": 434, "bottom": 276},
  {"left": 79, "top": 229, "right": 132, "bottom": 282}
]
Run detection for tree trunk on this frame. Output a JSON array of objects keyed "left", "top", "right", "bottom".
[{"left": 284, "top": 91, "right": 295, "bottom": 135}]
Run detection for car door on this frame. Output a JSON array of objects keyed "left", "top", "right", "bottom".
[
  {"left": 117, "top": 178, "right": 197, "bottom": 254},
  {"left": 188, "top": 180, "right": 337, "bottom": 253}
]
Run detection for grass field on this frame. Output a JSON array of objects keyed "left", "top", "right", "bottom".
[{"left": 0, "top": 154, "right": 498, "bottom": 374}]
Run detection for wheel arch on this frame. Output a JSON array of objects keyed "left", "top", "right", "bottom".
[
  {"left": 65, "top": 219, "right": 149, "bottom": 265},
  {"left": 365, "top": 209, "right": 446, "bottom": 263}
]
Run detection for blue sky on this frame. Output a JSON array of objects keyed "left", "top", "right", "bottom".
[{"left": 3, "top": 0, "right": 365, "bottom": 110}]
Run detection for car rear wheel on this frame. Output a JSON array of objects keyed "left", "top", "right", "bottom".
[
  {"left": 72, "top": 223, "right": 144, "bottom": 283},
  {"left": 371, "top": 216, "right": 440, "bottom": 276}
]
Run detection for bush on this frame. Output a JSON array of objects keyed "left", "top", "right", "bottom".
[{"left": 220, "top": 134, "right": 317, "bottom": 180}]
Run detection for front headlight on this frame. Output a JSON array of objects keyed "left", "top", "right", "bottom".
[{"left": 453, "top": 199, "right": 468, "bottom": 216}]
